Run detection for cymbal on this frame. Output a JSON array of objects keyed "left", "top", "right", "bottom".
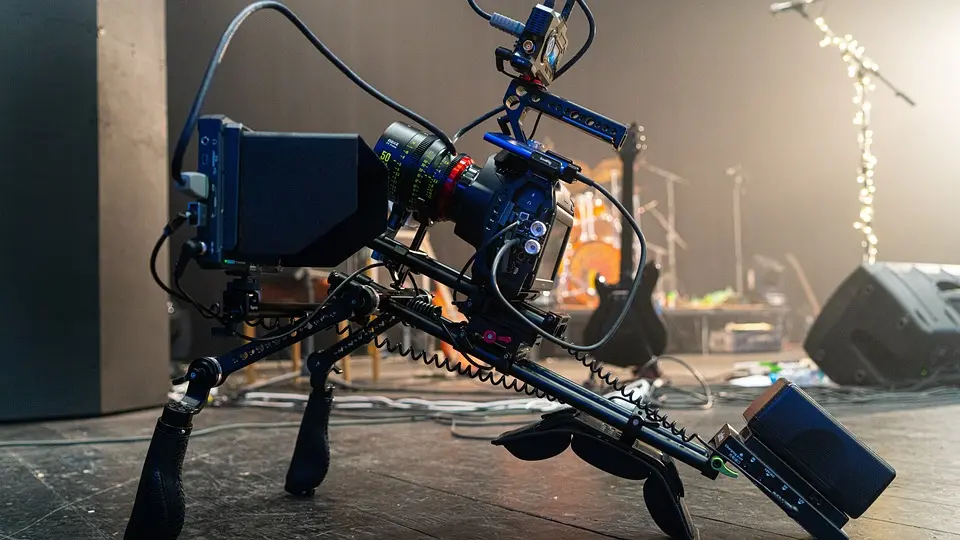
[
  {"left": 592, "top": 157, "right": 621, "bottom": 178},
  {"left": 590, "top": 157, "right": 644, "bottom": 184}
]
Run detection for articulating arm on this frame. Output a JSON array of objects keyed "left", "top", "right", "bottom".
[{"left": 123, "top": 278, "right": 378, "bottom": 540}]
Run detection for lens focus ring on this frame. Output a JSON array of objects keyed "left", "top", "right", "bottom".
[{"left": 375, "top": 122, "right": 467, "bottom": 223}]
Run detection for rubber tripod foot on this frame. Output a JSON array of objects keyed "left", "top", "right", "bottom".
[
  {"left": 493, "top": 408, "right": 698, "bottom": 540},
  {"left": 284, "top": 386, "right": 334, "bottom": 497},
  {"left": 124, "top": 410, "right": 192, "bottom": 540}
]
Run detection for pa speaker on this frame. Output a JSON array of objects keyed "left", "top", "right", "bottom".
[{"left": 804, "top": 262, "right": 960, "bottom": 386}]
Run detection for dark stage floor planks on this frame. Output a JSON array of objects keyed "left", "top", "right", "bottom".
[{"left": 1, "top": 373, "right": 959, "bottom": 539}]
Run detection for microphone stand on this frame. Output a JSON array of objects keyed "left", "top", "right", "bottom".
[
  {"left": 726, "top": 166, "right": 747, "bottom": 299},
  {"left": 783, "top": 7, "right": 915, "bottom": 264}
]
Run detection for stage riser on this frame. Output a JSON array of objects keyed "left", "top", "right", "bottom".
[{"left": 540, "top": 308, "right": 788, "bottom": 358}]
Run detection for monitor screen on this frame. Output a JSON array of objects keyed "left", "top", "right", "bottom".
[{"left": 536, "top": 219, "right": 570, "bottom": 282}]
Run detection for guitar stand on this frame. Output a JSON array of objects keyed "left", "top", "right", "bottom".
[{"left": 494, "top": 408, "right": 698, "bottom": 540}]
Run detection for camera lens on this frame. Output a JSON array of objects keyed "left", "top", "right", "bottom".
[{"left": 374, "top": 122, "right": 474, "bottom": 223}]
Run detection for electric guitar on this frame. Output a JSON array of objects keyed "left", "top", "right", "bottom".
[{"left": 582, "top": 123, "right": 668, "bottom": 370}]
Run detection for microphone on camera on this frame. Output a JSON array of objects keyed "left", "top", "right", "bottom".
[{"left": 770, "top": 0, "right": 822, "bottom": 14}]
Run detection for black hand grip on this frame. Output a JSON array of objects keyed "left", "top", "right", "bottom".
[
  {"left": 284, "top": 386, "right": 334, "bottom": 497},
  {"left": 124, "top": 415, "right": 192, "bottom": 540}
]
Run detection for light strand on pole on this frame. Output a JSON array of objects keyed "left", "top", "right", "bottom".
[{"left": 812, "top": 16, "right": 879, "bottom": 264}]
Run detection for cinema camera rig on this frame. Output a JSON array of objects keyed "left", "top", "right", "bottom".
[{"left": 127, "top": 2, "right": 895, "bottom": 539}]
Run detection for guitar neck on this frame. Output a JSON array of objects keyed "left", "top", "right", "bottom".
[{"left": 618, "top": 147, "right": 639, "bottom": 285}]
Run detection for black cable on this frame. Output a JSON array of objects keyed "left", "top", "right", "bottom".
[
  {"left": 150, "top": 214, "right": 190, "bottom": 302},
  {"left": 239, "top": 261, "right": 385, "bottom": 343},
  {"left": 171, "top": 1, "right": 455, "bottom": 189},
  {"left": 372, "top": 332, "right": 554, "bottom": 401},
  {"left": 330, "top": 377, "right": 525, "bottom": 397},
  {"left": 452, "top": 221, "right": 520, "bottom": 303},
  {"left": 172, "top": 244, "right": 224, "bottom": 321},
  {"left": 174, "top": 274, "right": 219, "bottom": 321},
  {"left": 489, "top": 174, "right": 646, "bottom": 351},
  {"left": 452, "top": 0, "right": 594, "bottom": 143},
  {"left": 403, "top": 268, "right": 422, "bottom": 296},
  {"left": 554, "top": 0, "right": 595, "bottom": 79},
  {"left": 452, "top": 105, "right": 506, "bottom": 143},
  {"left": 0, "top": 418, "right": 424, "bottom": 449},
  {"left": 528, "top": 112, "right": 544, "bottom": 140},
  {"left": 439, "top": 319, "right": 493, "bottom": 374},
  {"left": 466, "top": 0, "right": 492, "bottom": 20},
  {"left": 642, "top": 355, "right": 713, "bottom": 410},
  {"left": 171, "top": 241, "right": 226, "bottom": 321}
]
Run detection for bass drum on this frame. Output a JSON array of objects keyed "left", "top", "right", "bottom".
[{"left": 557, "top": 241, "right": 621, "bottom": 308}]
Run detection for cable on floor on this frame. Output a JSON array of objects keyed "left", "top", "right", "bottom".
[{"left": 0, "top": 416, "right": 430, "bottom": 449}]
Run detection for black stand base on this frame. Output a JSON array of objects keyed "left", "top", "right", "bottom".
[
  {"left": 284, "top": 352, "right": 338, "bottom": 497},
  {"left": 493, "top": 408, "right": 699, "bottom": 540}
]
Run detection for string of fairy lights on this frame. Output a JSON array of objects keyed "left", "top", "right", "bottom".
[{"left": 810, "top": 15, "right": 880, "bottom": 264}]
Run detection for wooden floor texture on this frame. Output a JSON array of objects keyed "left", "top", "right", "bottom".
[{"left": 0, "top": 356, "right": 958, "bottom": 540}]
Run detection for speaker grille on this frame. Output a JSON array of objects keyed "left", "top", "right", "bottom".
[{"left": 747, "top": 382, "right": 895, "bottom": 518}]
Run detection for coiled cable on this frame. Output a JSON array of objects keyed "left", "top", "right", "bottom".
[
  {"left": 568, "top": 349, "right": 698, "bottom": 443},
  {"left": 373, "top": 334, "right": 554, "bottom": 401}
]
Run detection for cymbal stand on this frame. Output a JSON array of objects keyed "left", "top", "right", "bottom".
[
  {"left": 781, "top": 6, "right": 915, "bottom": 264},
  {"left": 640, "top": 161, "right": 689, "bottom": 297}
]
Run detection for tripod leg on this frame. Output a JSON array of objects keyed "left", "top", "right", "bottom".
[
  {"left": 284, "top": 352, "right": 338, "bottom": 497},
  {"left": 125, "top": 356, "right": 222, "bottom": 540},
  {"left": 124, "top": 402, "right": 195, "bottom": 540},
  {"left": 284, "top": 315, "right": 398, "bottom": 496}
]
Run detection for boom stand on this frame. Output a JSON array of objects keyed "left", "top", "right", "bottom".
[{"left": 784, "top": 6, "right": 915, "bottom": 264}]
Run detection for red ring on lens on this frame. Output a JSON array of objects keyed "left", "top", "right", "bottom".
[{"left": 434, "top": 155, "right": 474, "bottom": 221}]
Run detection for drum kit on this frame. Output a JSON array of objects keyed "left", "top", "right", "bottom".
[{"left": 554, "top": 157, "right": 684, "bottom": 309}]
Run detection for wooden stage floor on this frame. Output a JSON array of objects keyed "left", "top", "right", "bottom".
[{"left": 1, "top": 352, "right": 958, "bottom": 540}]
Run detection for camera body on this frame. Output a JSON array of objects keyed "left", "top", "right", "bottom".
[{"left": 373, "top": 124, "right": 575, "bottom": 299}]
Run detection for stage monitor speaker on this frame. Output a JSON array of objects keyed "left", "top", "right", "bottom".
[{"left": 804, "top": 262, "right": 960, "bottom": 386}]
